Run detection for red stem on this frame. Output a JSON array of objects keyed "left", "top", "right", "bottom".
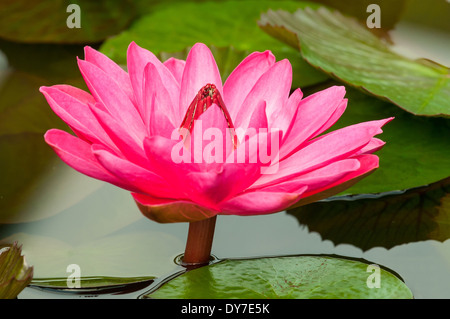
[{"left": 182, "top": 216, "right": 217, "bottom": 266}]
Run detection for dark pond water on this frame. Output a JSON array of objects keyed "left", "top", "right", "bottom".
[{"left": 0, "top": 38, "right": 449, "bottom": 300}]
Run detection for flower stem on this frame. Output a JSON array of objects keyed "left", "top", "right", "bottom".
[{"left": 182, "top": 216, "right": 217, "bottom": 266}]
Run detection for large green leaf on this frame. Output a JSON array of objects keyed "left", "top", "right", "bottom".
[
  {"left": 259, "top": 6, "right": 450, "bottom": 116},
  {"left": 145, "top": 256, "right": 413, "bottom": 299},
  {"left": 100, "top": 0, "right": 329, "bottom": 88},
  {"left": 309, "top": 0, "right": 406, "bottom": 31},
  {"left": 304, "top": 82, "right": 450, "bottom": 195},
  {"left": 0, "top": 0, "right": 135, "bottom": 44},
  {"left": 288, "top": 177, "right": 450, "bottom": 251}
]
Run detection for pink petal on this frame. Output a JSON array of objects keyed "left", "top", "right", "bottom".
[
  {"left": 253, "top": 158, "right": 360, "bottom": 193},
  {"left": 312, "top": 99, "right": 348, "bottom": 140},
  {"left": 163, "top": 57, "right": 186, "bottom": 84},
  {"left": 39, "top": 86, "right": 115, "bottom": 149},
  {"left": 182, "top": 142, "right": 268, "bottom": 208},
  {"left": 270, "top": 88, "right": 303, "bottom": 136},
  {"left": 281, "top": 86, "right": 347, "bottom": 159},
  {"left": 89, "top": 103, "right": 149, "bottom": 168},
  {"left": 143, "top": 135, "right": 203, "bottom": 191},
  {"left": 44, "top": 129, "right": 132, "bottom": 190},
  {"left": 179, "top": 43, "right": 223, "bottom": 119},
  {"left": 234, "top": 59, "right": 292, "bottom": 132},
  {"left": 127, "top": 42, "right": 181, "bottom": 123},
  {"left": 219, "top": 188, "right": 306, "bottom": 216},
  {"left": 255, "top": 118, "right": 393, "bottom": 187},
  {"left": 143, "top": 63, "right": 178, "bottom": 134},
  {"left": 84, "top": 46, "right": 135, "bottom": 103},
  {"left": 77, "top": 58, "right": 145, "bottom": 137},
  {"left": 355, "top": 137, "right": 386, "bottom": 155},
  {"left": 187, "top": 104, "right": 235, "bottom": 166},
  {"left": 223, "top": 50, "right": 275, "bottom": 119},
  {"left": 92, "top": 146, "right": 175, "bottom": 199},
  {"left": 133, "top": 193, "right": 218, "bottom": 223},
  {"left": 187, "top": 130, "right": 283, "bottom": 206},
  {"left": 290, "top": 154, "right": 379, "bottom": 208},
  {"left": 238, "top": 100, "right": 268, "bottom": 141},
  {"left": 50, "top": 84, "right": 96, "bottom": 105}
]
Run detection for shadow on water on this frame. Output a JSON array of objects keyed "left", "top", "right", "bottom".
[{"left": 287, "top": 177, "right": 450, "bottom": 251}]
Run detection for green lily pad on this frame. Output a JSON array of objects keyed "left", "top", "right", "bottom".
[
  {"left": 145, "top": 256, "right": 413, "bottom": 299},
  {"left": 0, "top": 242, "right": 33, "bottom": 299},
  {"left": 30, "top": 276, "right": 154, "bottom": 293},
  {"left": 99, "top": 0, "right": 329, "bottom": 88},
  {"left": 305, "top": 82, "right": 450, "bottom": 195},
  {"left": 0, "top": 0, "right": 135, "bottom": 44},
  {"left": 259, "top": 6, "right": 450, "bottom": 116},
  {"left": 310, "top": 0, "right": 406, "bottom": 31},
  {"left": 288, "top": 177, "right": 450, "bottom": 251}
]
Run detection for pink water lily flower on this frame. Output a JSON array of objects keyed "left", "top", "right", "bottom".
[{"left": 41, "top": 42, "right": 391, "bottom": 224}]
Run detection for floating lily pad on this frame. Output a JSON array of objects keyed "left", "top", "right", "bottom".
[
  {"left": 288, "top": 177, "right": 450, "bottom": 251},
  {"left": 145, "top": 255, "right": 413, "bottom": 299},
  {"left": 30, "top": 276, "right": 154, "bottom": 293},
  {"left": 259, "top": 6, "right": 450, "bottom": 116},
  {"left": 0, "top": 0, "right": 135, "bottom": 44},
  {"left": 310, "top": 0, "right": 406, "bottom": 31},
  {"left": 100, "top": 0, "right": 329, "bottom": 88}
]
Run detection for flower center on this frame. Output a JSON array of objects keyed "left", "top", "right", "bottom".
[{"left": 180, "top": 84, "right": 237, "bottom": 148}]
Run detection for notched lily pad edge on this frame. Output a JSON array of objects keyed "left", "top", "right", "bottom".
[{"left": 258, "top": 8, "right": 450, "bottom": 118}]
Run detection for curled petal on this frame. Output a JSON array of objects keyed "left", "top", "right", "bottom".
[{"left": 133, "top": 193, "right": 218, "bottom": 223}]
